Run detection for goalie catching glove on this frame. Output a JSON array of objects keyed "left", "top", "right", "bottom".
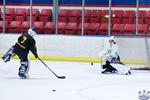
[{"left": 98, "top": 52, "right": 113, "bottom": 62}]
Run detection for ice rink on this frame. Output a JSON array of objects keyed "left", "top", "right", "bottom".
[{"left": 0, "top": 59, "right": 150, "bottom": 100}]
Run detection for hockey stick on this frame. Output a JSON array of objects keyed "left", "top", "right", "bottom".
[
  {"left": 100, "top": 39, "right": 104, "bottom": 72},
  {"left": 38, "top": 57, "right": 66, "bottom": 79},
  {"left": 101, "top": 57, "right": 103, "bottom": 70}
]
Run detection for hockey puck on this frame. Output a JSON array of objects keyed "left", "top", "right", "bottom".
[
  {"left": 91, "top": 63, "right": 93, "bottom": 65},
  {"left": 52, "top": 90, "right": 56, "bottom": 92}
]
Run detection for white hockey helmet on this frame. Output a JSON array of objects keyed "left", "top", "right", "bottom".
[
  {"left": 28, "top": 28, "right": 36, "bottom": 37},
  {"left": 109, "top": 36, "right": 117, "bottom": 43}
]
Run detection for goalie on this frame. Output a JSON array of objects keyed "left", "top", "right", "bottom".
[{"left": 98, "top": 36, "right": 131, "bottom": 75}]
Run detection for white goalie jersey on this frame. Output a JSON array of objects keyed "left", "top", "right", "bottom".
[
  {"left": 98, "top": 37, "right": 131, "bottom": 75},
  {"left": 98, "top": 42, "right": 119, "bottom": 61}
]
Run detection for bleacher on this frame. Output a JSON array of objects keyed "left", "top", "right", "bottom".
[{"left": 0, "top": 8, "right": 150, "bottom": 36}]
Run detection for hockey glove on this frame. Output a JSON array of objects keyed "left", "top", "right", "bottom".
[
  {"left": 34, "top": 53, "right": 38, "bottom": 58},
  {"left": 105, "top": 54, "right": 113, "bottom": 62},
  {"left": 98, "top": 50, "right": 107, "bottom": 58}
]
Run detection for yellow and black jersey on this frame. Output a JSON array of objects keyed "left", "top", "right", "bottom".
[{"left": 13, "top": 33, "right": 37, "bottom": 58}]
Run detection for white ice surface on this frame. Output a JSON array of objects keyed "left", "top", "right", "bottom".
[{"left": 0, "top": 59, "right": 150, "bottom": 100}]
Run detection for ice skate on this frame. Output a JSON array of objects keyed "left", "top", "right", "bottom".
[
  {"left": 18, "top": 61, "right": 30, "bottom": 79},
  {"left": 125, "top": 70, "right": 132, "bottom": 75}
]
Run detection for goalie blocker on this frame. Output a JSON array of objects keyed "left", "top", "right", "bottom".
[{"left": 98, "top": 36, "right": 131, "bottom": 75}]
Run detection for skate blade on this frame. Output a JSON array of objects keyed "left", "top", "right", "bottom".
[{"left": 19, "top": 74, "right": 30, "bottom": 79}]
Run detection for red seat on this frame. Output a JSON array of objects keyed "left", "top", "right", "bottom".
[
  {"left": 111, "top": 10, "right": 124, "bottom": 24},
  {"left": 77, "top": 23, "right": 90, "bottom": 35},
  {"left": 87, "top": 23, "right": 100, "bottom": 35},
  {"left": 100, "top": 10, "right": 109, "bottom": 23},
  {"left": 112, "top": 24, "right": 125, "bottom": 35},
  {"left": 0, "top": 21, "right": 8, "bottom": 33},
  {"left": 145, "top": 11, "right": 150, "bottom": 24},
  {"left": 33, "top": 22, "right": 44, "bottom": 34},
  {"left": 133, "top": 11, "right": 146, "bottom": 24},
  {"left": 65, "top": 23, "right": 77, "bottom": 35},
  {"left": 138, "top": 24, "right": 148, "bottom": 34},
  {"left": 58, "top": 9, "right": 70, "bottom": 22},
  {"left": 44, "top": 22, "right": 56, "bottom": 34},
  {"left": 39, "top": 9, "right": 52, "bottom": 23},
  {"left": 15, "top": 8, "right": 26, "bottom": 21},
  {"left": 98, "top": 23, "right": 110, "bottom": 35},
  {"left": 8, "top": 21, "right": 22, "bottom": 33},
  {"left": 68, "top": 9, "right": 81, "bottom": 23},
  {"left": 79, "top": 10, "right": 91, "bottom": 23},
  {"left": 147, "top": 26, "right": 150, "bottom": 35},
  {"left": 122, "top": 10, "right": 135, "bottom": 24},
  {"left": 21, "top": 21, "right": 30, "bottom": 33},
  {"left": 89, "top": 10, "right": 102, "bottom": 23},
  {"left": 124, "top": 24, "right": 136, "bottom": 34},
  {"left": 5, "top": 8, "right": 15, "bottom": 21},
  {"left": 26, "top": 9, "right": 39, "bottom": 21},
  {"left": 58, "top": 22, "right": 67, "bottom": 34},
  {"left": 0, "top": 8, "right": 2, "bottom": 20}
]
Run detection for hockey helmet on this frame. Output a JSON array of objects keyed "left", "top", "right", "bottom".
[
  {"left": 28, "top": 28, "right": 36, "bottom": 37},
  {"left": 109, "top": 36, "right": 117, "bottom": 43}
]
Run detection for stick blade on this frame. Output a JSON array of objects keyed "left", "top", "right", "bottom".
[{"left": 57, "top": 76, "right": 66, "bottom": 79}]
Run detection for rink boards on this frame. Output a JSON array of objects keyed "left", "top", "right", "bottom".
[{"left": 0, "top": 34, "right": 149, "bottom": 66}]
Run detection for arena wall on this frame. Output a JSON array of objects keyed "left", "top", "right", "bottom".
[{"left": 0, "top": 34, "right": 149, "bottom": 65}]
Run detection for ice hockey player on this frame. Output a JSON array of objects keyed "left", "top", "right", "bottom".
[
  {"left": 2, "top": 28, "right": 38, "bottom": 79},
  {"left": 98, "top": 36, "right": 131, "bottom": 75}
]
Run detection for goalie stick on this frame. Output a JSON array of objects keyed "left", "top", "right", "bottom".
[
  {"left": 38, "top": 57, "right": 66, "bottom": 79},
  {"left": 101, "top": 57, "right": 103, "bottom": 71},
  {"left": 100, "top": 39, "right": 104, "bottom": 72}
]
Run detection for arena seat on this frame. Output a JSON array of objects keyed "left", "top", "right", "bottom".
[
  {"left": 111, "top": 10, "right": 124, "bottom": 24},
  {"left": 145, "top": 11, "right": 150, "bottom": 24},
  {"left": 98, "top": 23, "right": 110, "bottom": 35},
  {"left": 58, "top": 22, "right": 67, "bottom": 34},
  {"left": 133, "top": 11, "right": 146, "bottom": 24},
  {"left": 26, "top": 9, "right": 39, "bottom": 21},
  {"left": 5, "top": 8, "right": 15, "bottom": 21},
  {"left": 89, "top": 10, "right": 102, "bottom": 23},
  {"left": 87, "top": 23, "right": 100, "bottom": 35},
  {"left": 58, "top": 9, "right": 70, "bottom": 22},
  {"left": 68, "top": 9, "right": 81, "bottom": 23},
  {"left": 21, "top": 21, "right": 30, "bottom": 33},
  {"left": 65, "top": 22, "right": 77, "bottom": 35},
  {"left": 138, "top": 24, "right": 148, "bottom": 34},
  {"left": 77, "top": 23, "right": 90, "bottom": 35},
  {"left": 147, "top": 26, "right": 150, "bottom": 34},
  {"left": 124, "top": 24, "right": 136, "bottom": 34},
  {"left": 33, "top": 22, "right": 44, "bottom": 34},
  {"left": 39, "top": 9, "right": 52, "bottom": 23},
  {"left": 112, "top": 24, "right": 125, "bottom": 35},
  {"left": 79, "top": 10, "right": 91, "bottom": 23},
  {"left": 44, "top": 22, "right": 56, "bottom": 34},
  {"left": 8, "top": 21, "right": 22, "bottom": 33},
  {"left": 15, "top": 8, "right": 26, "bottom": 21},
  {"left": 122, "top": 10, "right": 135, "bottom": 24},
  {"left": 0, "top": 8, "right": 2, "bottom": 20},
  {"left": 100, "top": 10, "right": 109, "bottom": 23},
  {"left": 0, "top": 21, "right": 8, "bottom": 33}
]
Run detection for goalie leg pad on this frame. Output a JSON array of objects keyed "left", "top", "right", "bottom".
[
  {"left": 110, "top": 63, "right": 131, "bottom": 75},
  {"left": 18, "top": 61, "right": 30, "bottom": 79},
  {"left": 2, "top": 46, "right": 16, "bottom": 62},
  {"left": 102, "top": 66, "right": 117, "bottom": 73},
  {"left": 102, "top": 61, "right": 117, "bottom": 74}
]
